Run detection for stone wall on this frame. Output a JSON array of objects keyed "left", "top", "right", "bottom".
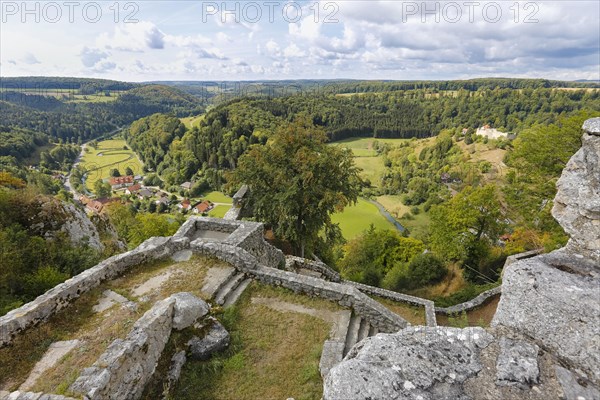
[
  {"left": 0, "top": 236, "right": 180, "bottom": 348},
  {"left": 346, "top": 281, "right": 437, "bottom": 327},
  {"left": 190, "top": 240, "right": 408, "bottom": 333},
  {"left": 69, "top": 292, "right": 208, "bottom": 400},
  {"left": 285, "top": 256, "right": 342, "bottom": 282},
  {"left": 435, "top": 286, "right": 501, "bottom": 315}
]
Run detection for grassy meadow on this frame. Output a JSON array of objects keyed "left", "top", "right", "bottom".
[
  {"left": 180, "top": 115, "right": 204, "bottom": 129},
  {"left": 332, "top": 198, "right": 397, "bottom": 240},
  {"left": 80, "top": 139, "right": 144, "bottom": 191}
]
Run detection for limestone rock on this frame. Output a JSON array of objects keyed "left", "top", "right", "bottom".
[
  {"left": 323, "top": 326, "right": 494, "bottom": 400},
  {"left": 188, "top": 320, "right": 230, "bottom": 360},
  {"left": 492, "top": 254, "right": 600, "bottom": 385},
  {"left": 162, "top": 350, "right": 187, "bottom": 399},
  {"left": 171, "top": 292, "right": 210, "bottom": 330},
  {"left": 552, "top": 118, "right": 600, "bottom": 263},
  {"left": 26, "top": 198, "right": 103, "bottom": 251},
  {"left": 554, "top": 366, "right": 600, "bottom": 400},
  {"left": 495, "top": 337, "right": 539, "bottom": 387}
]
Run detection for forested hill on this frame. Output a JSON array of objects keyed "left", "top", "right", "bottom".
[
  {"left": 0, "top": 84, "right": 205, "bottom": 163},
  {"left": 0, "top": 76, "right": 136, "bottom": 93},
  {"left": 125, "top": 86, "right": 598, "bottom": 191},
  {"left": 320, "top": 77, "right": 600, "bottom": 94}
]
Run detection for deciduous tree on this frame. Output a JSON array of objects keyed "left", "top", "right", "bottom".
[{"left": 229, "top": 118, "right": 361, "bottom": 257}]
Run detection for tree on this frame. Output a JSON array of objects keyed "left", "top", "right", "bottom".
[
  {"left": 125, "top": 166, "right": 134, "bottom": 176},
  {"left": 110, "top": 168, "right": 121, "bottom": 177},
  {"left": 229, "top": 118, "right": 361, "bottom": 257},
  {"left": 340, "top": 226, "right": 425, "bottom": 287},
  {"left": 430, "top": 185, "right": 503, "bottom": 261},
  {"left": 94, "top": 180, "right": 112, "bottom": 198}
]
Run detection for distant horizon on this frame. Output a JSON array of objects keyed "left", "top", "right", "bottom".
[{"left": 1, "top": 75, "right": 599, "bottom": 84}]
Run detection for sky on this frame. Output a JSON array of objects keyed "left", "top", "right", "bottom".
[{"left": 1, "top": 0, "right": 599, "bottom": 81}]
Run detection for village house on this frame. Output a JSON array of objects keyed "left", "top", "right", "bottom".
[
  {"left": 193, "top": 200, "right": 212, "bottom": 214},
  {"left": 155, "top": 196, "right": 170, "bottom": 206},
  {"left": 180, "top": 181, "right": 193, "bottom": 191},
  {"left": 125, "top": 184, "right": 142, "bottom": 195},
  {"left": 178, "top": 199, "right": 192, "bottom": 212},
  {"left": 137, "top": 188, "right": 152, "bottom": 199},
  {"left": 475, "top": 124, "right": 509, "bottom": 140},
  {"left": 109, "top": 175, "right": 134, "bottom": 190},
  {"left": 79, "top": 195, "right": 117, "bottom": 214}
]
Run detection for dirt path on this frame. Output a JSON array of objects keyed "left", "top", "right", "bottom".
[{"left": 251, "top": 297, "right": 350, "bottom": 341}]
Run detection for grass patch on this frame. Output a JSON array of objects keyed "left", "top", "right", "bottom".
[
  {"left": 376, "top": 196, "right": 431, "bottom": 239},
  {"left": 0, "top": 255, "right": 221, "bottom": 392},
  {"left": 201, "top": 191, "right": 233, "bottom": 204},
  {"left": 373, "top": 297, "right": 426, "bottom": 325},
  {"left": 0, "top": 289, "right": 101, "bottom": 391},
  {"left": 331, "top": 198, "right": 397, "bottom": 240},
  {"left": 173, "top": 282, "right": 334, "bottom": 400},
  {"left": 208, "top": 205, "right": 230, "bottom": 218},
  {"left": 80, "top": 139, "right": 143, "bottom": 191},
  {"left": 180, "top": 115, "right": 204, "bottom": 129},
  {"left": 353, "top": 156, "right": 385, "bottom": 186}
]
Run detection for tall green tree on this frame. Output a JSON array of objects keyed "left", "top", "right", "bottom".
[
  {"left": 94, "top": 180, "right": 112, "bottom": 198},
  {"left": 229, "top": 118, "right": 361, "bottom": 257},
  {"left": 430, "top": 185, "right": 503, "bottom": 261}
]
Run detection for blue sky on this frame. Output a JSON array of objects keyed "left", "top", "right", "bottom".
[{"left": 1, "top": 1, "right": 599, "bottom": 81}]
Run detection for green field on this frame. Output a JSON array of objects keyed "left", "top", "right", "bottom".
[
  {"left": 180, "top": 115, "right": 204, "bottom": 129},
  {"left": 329, "top": 137, "right": 407, "bottom": 186},
  {"left": 0, "top": 88, "right": 123, "bottom": 103},
  {"left": 208, "top": 205, "right": 230, "bottom": 218},
  {"left": 201, "top": 191, "right": 233, "bottom": 204},
  {"left": 332, "top": 198, "right": 397, "bottom": 240},
  {"left": 80, "top": 139, "right": 144, "bottom": 191},
  {"left": 377, "top": 195, "right": 431, "bottom": 238}
]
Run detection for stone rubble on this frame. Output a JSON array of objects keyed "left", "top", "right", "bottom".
[{"left": 188, "top": 319, "right": 231, "bottom": 361}]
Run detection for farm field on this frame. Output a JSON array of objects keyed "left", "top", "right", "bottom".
[
  {"left": 332, "top": 198, "right": 398, "bottom": 240},
  {"left": 0, "top": 88, "right": 123, "bottom": 102},
  {"left": 80, "top": 139, "right": 144, "bottom": 191}
]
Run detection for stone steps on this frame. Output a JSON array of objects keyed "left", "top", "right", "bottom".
[
  {"left": 222, "top": 278, "right": 252, "bottom": 308},
  {"left": 214, "top": 272, "right": 246, "bottom": 306},
  {"left": 321, "top": 311, "right": 380, "bottom": 378},
  {"left": 201, "top": 266, "right": 237, "bottom": 299},
  {"left": 357, "top": 318, "right": 370, "bottom": 343},
  {"left": 343, "top": 313, "right": 362, "bottom": 356}
]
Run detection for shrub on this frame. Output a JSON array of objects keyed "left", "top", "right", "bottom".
[{"left": 407, "top": 253, "right": 447, "bottom": 288}]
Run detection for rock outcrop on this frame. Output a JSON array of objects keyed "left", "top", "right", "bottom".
[
  {"left": 28, "top": 197, "right": 104, "bottom": 251},
  {"left": 552, "top": 117, "right": 600, "bottom": 263},
  {"left": 324, "top": 327, "right": 494, "bottom": 400},
  {"left": 324, "top": 118, "right": 600, "bottom": 400}
]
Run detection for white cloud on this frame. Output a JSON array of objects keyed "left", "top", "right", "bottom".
[
  {"left": 265, "top": 39, "right": 281, "bottom": 57},
  {"left": 80, "top": 47, "right": 110, "bottom": 68},
  {"left": 22, "top": 53, "right": 41, "bottom": 65},
  {"left": 97, "top": 22, "right": 165, "bottom": 52},
  {"left": 283, "top": 43, "right": 306, "bottom": 58}
]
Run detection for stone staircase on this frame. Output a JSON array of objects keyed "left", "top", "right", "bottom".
[
  {"left": 320, "top": 310, "right": 379, "bottom": 378},
  {"left": 204, "top": 267, "right": 251, "bottom": 308}
]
